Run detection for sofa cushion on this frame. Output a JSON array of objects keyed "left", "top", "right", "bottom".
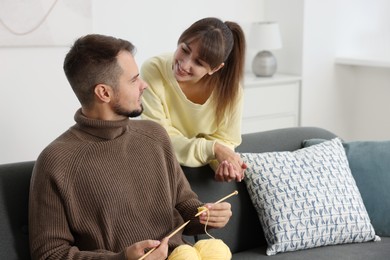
[
  {"left": 232, "top": 237, "right": 390, "bottom": 260},
  {"left": 303, "top": 139, "right": 390, "bottom": 237},
  {"left": 240, "top": 138, "right": 379, "bottom": 256}
]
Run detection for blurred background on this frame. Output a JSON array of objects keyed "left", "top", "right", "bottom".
[{"left": 1, "top": 0, "right": 389, "bottom": 164}]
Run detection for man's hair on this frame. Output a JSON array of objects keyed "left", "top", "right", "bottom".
[{"left": 63, "top": 34, "right": 135, "bottom": 106}]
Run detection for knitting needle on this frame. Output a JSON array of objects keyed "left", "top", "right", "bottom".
[
  {"left": 195, "top": 190, "right": 239, "bottom": 217},
  {"left": 166, "top": 220, "right": 191, "bottom": 239},
  {"left": 138, "top": 220, "right": 190, "bottom": 260}
]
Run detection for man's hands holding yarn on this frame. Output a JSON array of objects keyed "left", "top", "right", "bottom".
[
  {"left": 198, "top": 202, "right": 232, "bottom": 228},
  {"left": 214, "top": 142, "right": 247, "bottom": 182}
]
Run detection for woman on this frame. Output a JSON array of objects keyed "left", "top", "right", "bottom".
[{"left": 141, "top": 17, "right": 247, "bottom": 182}]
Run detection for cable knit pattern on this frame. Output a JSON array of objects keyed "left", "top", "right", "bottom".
[{"left": 29, "top": 109, "right": 204, "bottom": 260}]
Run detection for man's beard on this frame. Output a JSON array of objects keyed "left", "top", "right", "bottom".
[{"left": 112, "top": 102, "right": 143, "bottom": 118}]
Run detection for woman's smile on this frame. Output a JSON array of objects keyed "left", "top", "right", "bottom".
[{"left": 175, "top": 62, "right": 191, "bottom": 78}]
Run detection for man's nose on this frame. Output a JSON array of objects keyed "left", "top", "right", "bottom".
[{"left": 140, "top": 79, "right": 148, "bottom": 90}]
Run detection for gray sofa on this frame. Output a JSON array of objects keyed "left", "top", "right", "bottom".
[{"left": 1, "top": 127, "right": 389, "bottom": 259}]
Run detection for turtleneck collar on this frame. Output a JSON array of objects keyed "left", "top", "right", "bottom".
[{"left": 74, "top": 109, "right": 129, "bottom": 140}]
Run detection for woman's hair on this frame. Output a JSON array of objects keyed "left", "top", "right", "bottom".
[
  {"left": 63, "top": 34, "right": 135, "bottom": 107},
  {"left": 178, "top": 17, "right": 246, "bottom": 124}
]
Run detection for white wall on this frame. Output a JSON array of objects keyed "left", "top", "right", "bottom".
[
  {"left": 264, "top": 0, "right": 304, "bottom": 76},
  {"left": 0, "top": 0, "right": 264, "bottom": 164},
  {"left": 0, "top": 47, "right": 78, "bottom": 164},
  {"left": 300, "top": 1, "right": 347, "bottom": 136},
  {"left": 334, "top": 0, "right": 390, "bottom": 141},
  {"left": 2, "top": 0, "right": 390, "bottom": 164},
  {"left": 301, "top": 0, "right": 390, "bottom": 141},
  {"left": 93, "top": 0, "right": 264, "bottom": 71}
]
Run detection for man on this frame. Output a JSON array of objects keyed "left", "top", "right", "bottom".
[{"left": 29, "top": 34, "right": 232, "bottom": 260}]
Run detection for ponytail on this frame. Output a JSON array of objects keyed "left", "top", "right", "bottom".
[{"left": 212, "top": 21, "right": 246, "bottom": 124}]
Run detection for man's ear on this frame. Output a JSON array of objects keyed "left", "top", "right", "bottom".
[
  {"left": 208, "top": 63, "right": 225, "bottom": 75},
  {"left": 94, "top": 84, "right": 112, "bottom": 103}
]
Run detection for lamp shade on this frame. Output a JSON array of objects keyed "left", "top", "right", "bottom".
[{"left": 250, "top": 21, "right": 282, "bottom": 51}]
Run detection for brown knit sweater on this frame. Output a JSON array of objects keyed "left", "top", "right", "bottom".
[{"left": 29, "top": 109, "right": 205, "bottom": 260}]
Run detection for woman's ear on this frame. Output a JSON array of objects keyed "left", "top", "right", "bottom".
[
  {"left": 209, "top": 63, "right": 225, "bottom": 75},
  {"left": 94, "top": 84, "right": 112, "bottom": 103}
]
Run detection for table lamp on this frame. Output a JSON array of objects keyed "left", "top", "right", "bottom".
[{"left": 250, "top": 21, "right": 282, "bottom": 77}]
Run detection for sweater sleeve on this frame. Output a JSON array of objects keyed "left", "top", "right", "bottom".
[{"left": 158, "top": 126, "right": 207, "bottom": 236}]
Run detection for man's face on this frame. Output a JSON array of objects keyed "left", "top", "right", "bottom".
[{"left": 111, "top": 51, "right": 148, "bottom": 118}]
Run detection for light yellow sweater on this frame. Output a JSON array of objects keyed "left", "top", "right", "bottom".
[{"left": 141, "top": 53, "right": 243, "bottom": 167}]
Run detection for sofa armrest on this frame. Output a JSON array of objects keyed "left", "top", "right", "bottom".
[{"left": 0, "top": 161, "right": 34, "bottom": 260}]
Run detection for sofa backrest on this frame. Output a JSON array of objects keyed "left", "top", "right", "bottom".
[
  {"left": 182, "top": 164, "right": 265, "bottom": 253},
  {"left": 237, "top": 126, "right": 338, "bottom": 153},
  {"left": 0, "top": 161, "right": 34, "bottom": 260}
]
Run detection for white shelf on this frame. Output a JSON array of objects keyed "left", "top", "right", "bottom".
[
  {"left": 335, "top": 57, "right": 390, "bottom": 68},
  {"left": 244, "top": 73, "right": 301, "bottom": 86}
]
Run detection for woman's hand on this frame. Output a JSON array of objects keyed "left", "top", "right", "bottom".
[
  {"left": 214, "top": 142, "right": 247, "bottom": 182},
  {"left": 126, "top": 237, "right": 169, "bottom": 260}
]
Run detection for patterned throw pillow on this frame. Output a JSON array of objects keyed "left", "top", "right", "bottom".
[
  {"left": 303, "top": 138, "right": 390, "bottom": 237},
  {"left": 240, "top": 138, "right": 380, "bottom": 256}
]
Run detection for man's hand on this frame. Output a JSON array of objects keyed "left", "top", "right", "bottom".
[
  {"left": 126, "top": 237, "right": 169, "bottom": 260},
  {"left": 198, "top": 202, "right": 232, "bottom": 228}
]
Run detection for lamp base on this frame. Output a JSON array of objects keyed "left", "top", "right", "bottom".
[{"left": 252, "top": 50, "right": 277, "bottom": 77}]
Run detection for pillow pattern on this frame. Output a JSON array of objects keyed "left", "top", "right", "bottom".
[
  {"left": 303, "top": 138, "right": 390, "bottom": 237},
  {"left": 241, "top": 138, "right": 379, "bottom": 256}
]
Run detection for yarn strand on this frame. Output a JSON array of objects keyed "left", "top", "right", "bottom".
[{"left": 203, "top": 209, "right": 215, "bottom": 239}]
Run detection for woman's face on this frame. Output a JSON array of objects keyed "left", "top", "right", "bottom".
[{"left": 173, "top": 41, "right": 213, "bottom": 83}]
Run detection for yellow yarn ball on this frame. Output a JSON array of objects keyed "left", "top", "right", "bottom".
[
  {"left": 168, "top": 244, "right": 201, "bottom": 260},
  {"left": 168, "top": 239, "right": 231, "bottom": 260},
  {"left": 194, "top": 239, "right": 232, "bottom": 260}
]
